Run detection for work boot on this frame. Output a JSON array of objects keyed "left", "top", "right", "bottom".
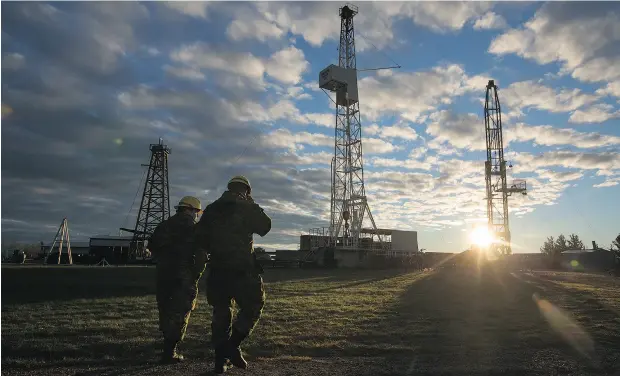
[
  {"left": 214, "top": 344, "right": 230, "bottom": 374},
  {"left": 227, "top": 329, "right": 248, "bottom": 369},
  {"left": 161, "top": 339, "right": 184, "bottom": 364}
]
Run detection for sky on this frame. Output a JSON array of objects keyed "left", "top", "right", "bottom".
[{"left": 2, "top": 1, "right": 619, "bottom": 253}]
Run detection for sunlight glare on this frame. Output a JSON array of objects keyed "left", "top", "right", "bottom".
[{"left": 470, "top": 226, "right": 494, "bottom": 248}]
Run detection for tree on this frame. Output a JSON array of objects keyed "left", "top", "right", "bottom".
[
  {"left": 555, "top": 234, "right": 568, "bottom": 252},
  {"left": 254, "top": 247, "right": 266, "bottom": 254},
  {"left": 567, "top": 234, "right": 585, "bottom": 250},
  {"left": 613, "top": 233, "right": 620, "bottom": 251},
  {"left": 540, "top": 236, "right": 556, "bottom": 256}
]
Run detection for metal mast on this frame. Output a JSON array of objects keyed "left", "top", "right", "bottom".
[
  {"left": 319, "top": 4, "right": 382, "bottom": 249},
  {"left": 484, "top": 80, "right": 526, "bottom": 255},
  {"left": 131, "top": 138, "right": 171, "bottom": 258}
]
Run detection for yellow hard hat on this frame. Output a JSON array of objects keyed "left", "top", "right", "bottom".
[
  {"left": 176, "top": 196, "right": 201, "bottom": 211},
  {"left": 228, "top": 175, "right": 251, "bottom": 190}
]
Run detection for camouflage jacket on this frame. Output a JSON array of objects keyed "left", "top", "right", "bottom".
[
  {"left": 150, "top": 212, "right": 207, "bottom": 279},
  {"left": 195, "top": 190, "right": 271, "bottom": 272}
]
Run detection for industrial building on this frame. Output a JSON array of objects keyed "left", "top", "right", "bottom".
[
  {"left": 300, "top": 227, "right": 419, "bottom": 268},
  {"left": 40, "top": 241, "right": 90, "bottom": 255},
  {"left": 89, "top": 235, "right": 133, "bottom": 263}
]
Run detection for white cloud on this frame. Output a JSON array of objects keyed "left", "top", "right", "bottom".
[
  {"left": 2, "top": 53, "right": 25, "bottom": 70},
  {"left": 227, "top": 17, "right": 284, "bottom": 42},
  {"left": 488, "top": 3, "right": 620, "bottom": 84},
  {"left": 164, "top": 1, "right": 209, "bottom": 19},
  {"left": 473, "top": 12, "right": 508, "bottom": 30},
  {"left": 569, "top": 103, "right": 620, "bottom": 124},
  {"left": 501, "top": 80, "right": 600, "bottom": 114},
  {"left": 260, "top": 128, "right": 332, "bottom": 151},
  {"left": 169, "top": 43, "right": 309, "bottom": 86},
  {"left": 594, "top": 180, "right": 620, "bottom": 188},
  {"left": 426, "top": 110, "right": 486, "bottom": 151},
  {"left": 359, "top": 64, "right": 488, "bottom": 122},
  {"left": 509, "top": 123, "right": 620, "bottom": 148},
  {"left": 265, "top": 46, "right": 310, "bottom": 85},
  {"left": 370, "top": 157, "right": 434, "bottom": 171},
  {"left": 391, "top": 2, "right": 494, "bottom": 33},
  {"left": 514, "top": 151, "right": 620, "bottom": 173},
  {"left": 536, "top": 169, "right": 584, "bottom": 183},
  {"left": 223, "top": 2, "right": 495, "bottom": 52},
  {"left": 597, "top": 81, "right": 620, "bottom": 99},
  {"left": 364, "top": 138, "right": 400, "bottom": 155},
  {"left": 163, "top": 64, "right": 205, "bottom": 81}
]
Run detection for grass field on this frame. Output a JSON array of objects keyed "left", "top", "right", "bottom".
[{"left": 2, "top": 264, "right": 620, "bottom": 376}]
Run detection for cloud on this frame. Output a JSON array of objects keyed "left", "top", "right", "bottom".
[
  {"left": 223, "top": 2, "right": 495, "bottom": 51},
  {"left": 359, "top": 64, "right": 487, "bottom": 122},
  {"left": 366, "top": 122, "right": 419, "bottom": 141},
  {"left": 390, "top": 2, "right": 494, "bottom": 33},
  {"left": 163, "top": 1, "right": 209, "bottom": 19},
  {"left": 500, "top": 80, "right": 600, "bottom": 114},
  {"left": 514, "top": 151, "right": 620, "bottom": 173},
  {"left": 168, "top": 43, "right": 309, "bottom": 86},
  {"left": 2, "top": 2, "right": 149, "bottom": 76},
  {"left": 473, "top": 12, "right": 508, "bottom": 30},
  {"left": 163, "top": 64, "right": 205, "bottom": 81},
  {"left": 510, "top": 123, "right": 620, "bottom": 149},
  {"left": 2, "top": 52, "right": 25, "bottom": 70},
  {"left": 597, "top": 81, "right": 620, "bottom": 99},
  {"left": 569, "top": 103, "right": 620, "bottom": 124},
  {"left": 426, "top": 110, "right": 486, "bottom": 151},
  {"left": 488, "top": 3, "right": 620, "bottom": 84}
]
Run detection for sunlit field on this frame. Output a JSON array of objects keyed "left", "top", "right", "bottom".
[{"left": 2, "top": 264, "right": 620, "bottom": 376}]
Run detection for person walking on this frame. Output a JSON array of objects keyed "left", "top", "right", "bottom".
[
  {"left": 195, "top": 176, "right": 271, "bottom": 374},
  {"left": 150, "top": 196, "right": 207, "bottom": 363}
]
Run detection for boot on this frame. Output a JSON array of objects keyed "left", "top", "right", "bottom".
[
  {"left": 214, "top": 344, "right": 230, "bottom": 374},
  {"left": 227, "top": 328, "right": 248, "bottom": 369},
  {"left": 161, "top": 339, "right": 184, "bottom": 364}
]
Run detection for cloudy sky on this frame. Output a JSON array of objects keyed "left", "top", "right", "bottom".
[{"left": 2, "top": 1, "right": 619, "bottom": 253}]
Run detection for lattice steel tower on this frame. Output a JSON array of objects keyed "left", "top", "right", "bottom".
[
  {"left": 484, "top": 80, "right": 527, "bottom": 255},
  {"left": 132, "top": 138, "right": 171, "bottom": 258},
  {"left": 319, "top": 4, "right": 382, "bottom": 249}
]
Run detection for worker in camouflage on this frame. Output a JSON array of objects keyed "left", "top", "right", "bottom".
[
  {"left": 149, "top": 196, "right": 207, "bottom": 364},
  {"left": 195, "top": 175, "right": 271, "bottom": 374}
]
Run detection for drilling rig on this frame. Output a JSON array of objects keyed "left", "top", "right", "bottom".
[
  {"left": 484, "top": 80, "right": 527, "bottom": 255},
  {"left": 120, "top": 138, "right": 171, "bottom": 260},
  {"left": 307, "top": 3, "right": 387, "bottom": 261}
]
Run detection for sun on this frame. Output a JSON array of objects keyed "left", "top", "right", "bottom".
[{"left": 469, "top": 226, "right": 494, "bottom": 248}]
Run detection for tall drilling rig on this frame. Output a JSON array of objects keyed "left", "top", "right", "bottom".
[
  {"left": 484, "top": 80, "right": 527, "bottom": 255},
  {"left": 318, "top": 4, "right": 384, "bottom": 250},
  {"left": 121, "top": 138, "right": 171, "bottom": 259}
]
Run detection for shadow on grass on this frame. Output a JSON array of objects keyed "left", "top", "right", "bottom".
[
  {"left": 251, "top": 266, "right": 619, "bottom": 375},
  {"left": 1, "top": 266, "right": 410, "bottom": 305}
]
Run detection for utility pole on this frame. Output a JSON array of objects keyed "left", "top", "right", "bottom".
[{"left": 484, "top": 80, "right": 527, "bottom": 255}]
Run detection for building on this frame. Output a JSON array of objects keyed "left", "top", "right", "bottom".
[
  {"left": 561, "top": 248, "right": 617, "bottom": 272},
  {"left": 89, "top": 235, "right": 133, "bottom": 263},
  {"left": 40, "top": 241, "right": 90, "bottom": 255},
  {"left": 301, "top": 228, "right": 420, "bottom": 268}
]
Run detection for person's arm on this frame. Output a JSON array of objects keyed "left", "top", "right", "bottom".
[
  {"left": 249, "top": 202, "right": 271, "bottom": 237},
  {"left": 190, "top": 216, "right": 209, "bottom": 279}
]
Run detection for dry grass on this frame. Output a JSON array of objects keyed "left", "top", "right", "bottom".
[{"left": 2, "top": 264, "right": 620, "bottom": 376}]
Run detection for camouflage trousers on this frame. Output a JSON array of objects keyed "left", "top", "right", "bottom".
[
  {"left": 206, "top": 268, "right": 266, "bottom": 348},
  {"left": 156, "top": 270, "right": 200, "bottom": 343}
]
